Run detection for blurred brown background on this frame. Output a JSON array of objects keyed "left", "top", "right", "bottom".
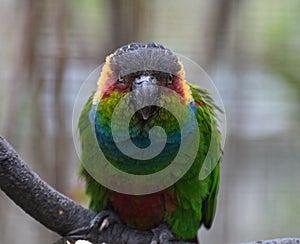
[{"left": 0, "top": 0, "right": 300, "bottom": 243}]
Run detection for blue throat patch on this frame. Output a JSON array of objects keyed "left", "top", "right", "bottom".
[{"left": 89, "top": 102, "right": 197, "bottom": 175}]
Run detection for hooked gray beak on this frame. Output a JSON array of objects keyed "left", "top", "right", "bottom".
[{"left": 132, "top": 75, "right": 159, "bottom": 120}]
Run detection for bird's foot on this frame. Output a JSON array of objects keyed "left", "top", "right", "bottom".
[
  {"left": 88, "top": 210, "right": 120, "bottom": 233},
  {"left": 151, "top": 223, "right": 175, "bottom": 244},
  {"left": 67, "top": 210, "right": 120, "bottom": 239}
]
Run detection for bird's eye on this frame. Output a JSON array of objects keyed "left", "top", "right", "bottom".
[
  {"left": 167, "top": 74, "right": 173, "bottom": 85},
  {"left": 118, "top": 75, "right": 125, "bottom": 84}
]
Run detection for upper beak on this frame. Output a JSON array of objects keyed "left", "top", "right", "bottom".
[{"left": 132, "top": 75, "right": 159, "bottom": 120}]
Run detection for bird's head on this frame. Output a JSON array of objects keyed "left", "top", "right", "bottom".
[
  {"left": 93, "top": 42, "right": 194, "bottom": 121},
  {"left": 90, "top": 43, "right": 198, "bottom": 174}
]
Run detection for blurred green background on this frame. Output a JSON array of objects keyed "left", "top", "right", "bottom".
[{"left": 0, "top": 0, "right": 299, "bottom": 243}]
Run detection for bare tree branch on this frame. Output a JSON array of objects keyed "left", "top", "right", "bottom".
[
  {"left": 0, "top": 135, "right": 94, "bottom": 236},
  {"left": 0, "top": 135, "right": 194, "bottom": 244}
]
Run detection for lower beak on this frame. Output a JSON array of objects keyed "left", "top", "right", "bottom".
[{"left": 132, "top": 75, "right": 159, "bottom": 120}]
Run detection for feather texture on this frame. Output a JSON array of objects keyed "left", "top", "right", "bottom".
[{"left": 78, "top": 43, "right": 222, "bottom": 241}]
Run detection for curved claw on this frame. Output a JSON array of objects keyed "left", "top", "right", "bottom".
[
  {"left": 66, "top": 210, "right": 120, "bottom": 239},
  {"left": 88, "top": 210, "right": 120, "bottom": 232}
]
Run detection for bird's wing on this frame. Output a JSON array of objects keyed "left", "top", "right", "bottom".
[
  {"left": 164, "top": 83, "right": 222, "bottom": 239},
  {"left": 78, "top": 92, "right": 111, "bottom": 213},
  {"left": 201, "top": 163, "right": 220, "bottom": 228},
  {"left": 189, "top": 83, "right": 222, "bottom": 229}
]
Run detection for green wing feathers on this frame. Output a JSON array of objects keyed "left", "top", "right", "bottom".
[
  {"left": 77, "top": 92, "right": 111, "bottom": 213},
  {"left": 202, "top": 163, "right": 220, "bottom": 229},
  {"left": 165, "top": 83, "right": 222, "bottom": 239},
  {"left": 190, "top": 83, "right": 222, "bottom": 229}
]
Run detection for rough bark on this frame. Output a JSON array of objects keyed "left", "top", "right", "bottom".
[{"left": 0, "top": 135, "right": 192, "bottom": 244}]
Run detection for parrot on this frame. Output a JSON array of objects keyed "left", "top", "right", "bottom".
[{"left": 78, "top": 42, "right": 222, "bottom": 242}]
